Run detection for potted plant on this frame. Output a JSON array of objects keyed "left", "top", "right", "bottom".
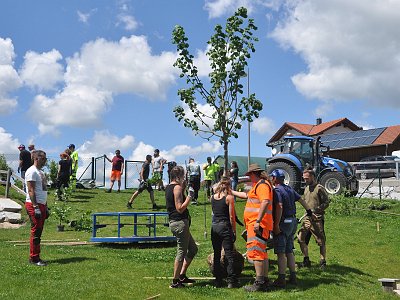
[{"left": 52, "top": 202, "right": 72, "bottom": 232}]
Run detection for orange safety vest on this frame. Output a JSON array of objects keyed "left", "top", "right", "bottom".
[{"left": 244, "top": 179, "right": 274, "bottom": 231}]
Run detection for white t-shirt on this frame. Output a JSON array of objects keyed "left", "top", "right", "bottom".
[
  {"left": 153, "top": 156, "right": 165, "bottom": 171},
  {"left": 25, "top": 165, "right": 48, "bottom": 204}
]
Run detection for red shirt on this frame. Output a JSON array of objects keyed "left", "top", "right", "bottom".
[{"left": 112, "top": 155, "right": 124, "bottom": 171}]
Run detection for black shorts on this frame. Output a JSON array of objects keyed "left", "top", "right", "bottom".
[{"left": 138, "top": 180, "right": 153, "bottom": 193}]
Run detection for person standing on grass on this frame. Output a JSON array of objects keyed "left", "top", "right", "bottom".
[
  {"left": 166, "top": 166, "right": 198, "bottom": 288},
  {"left": 186, "top": 157, "right": 201, "bottom": 205},
  {"left": 211, "top": 177, "right": 238, "bottom": 288},
  {"left": 127, "top": 155, "right": 158, "bottom": 210},
  {"left": 297, "top": 167, "right": 330, "bottom": 270},
  {"left": 56, "top": 152, "right": 72, "bottom": 201},
  {"left": 269, "top": 169, "right": 314, "bottom": 288},
  {"left": 229, "top": 161, "right": 239, "bottom": 201},
  {"left": 18, "top": 144, "right": 33, "bottom": 191},
  {"left": 231, "top": 164, "right": 274, "bottom": 292},
  {"left": 68, "top": 144, "right": 78, "bottom": 192},
  {"left": 105, "top": 150, "right": 124, "bottom": 193},
  {"left": 25, "top": 150, "right": 49, "bottom": 266},
  {"left": 152, "top": 149, "right": 166, "bottom": 191},
  {"left": 203, "top": 156, "right": 220, "bottom": 199}
]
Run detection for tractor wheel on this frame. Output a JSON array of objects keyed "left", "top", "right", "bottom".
[
  {"left": 267, "top": 162, "right": 301, "bottom": 191},
  {"left": 320, "top": 172, "right": 346, "bottom": 195}
]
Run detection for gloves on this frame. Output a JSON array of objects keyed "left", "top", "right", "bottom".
[
  {"left": 45, "top": 207, "right": 50, "bottom": 219},
  {"left": 188, "top": 186, "right": 195, "bottom": 199},
  {"left": 34, "top": 207, "right": 42, "bottom": 219}
]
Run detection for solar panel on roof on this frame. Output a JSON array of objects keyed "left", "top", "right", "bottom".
[{"left": 319, "top": 127, "right": 386, "bottom": 150}]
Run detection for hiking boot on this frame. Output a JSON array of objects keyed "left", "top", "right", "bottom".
[
  {"left": 298, "top": 257, "right": 311, "bottom": 268},
  {"left": 272, "top": 277, "right": 286, "bottom": 289},
  {"left": 126, "top": 202, "right": 132, "bottom": 209},
  {"left": 287, "top": 275, "right": 297, "bottom": 286},
  {"left": 320, "top": 259, "right": 327, "bottom": 270},
  {"left": 227, "top": 281, "right": 240, "bottom": 288},
  {"left": 244, "top": 280, "right": 266, "bottom": 292},
  {"left": 169, "top": 281, "right": 185, "bottom": 288},
  {"left": 179, "top": 274, "right": 196, "bottom": 284}
]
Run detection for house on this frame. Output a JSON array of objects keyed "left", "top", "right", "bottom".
[{"left": 268, "top": 118, "right": 400, "bottom": 162}]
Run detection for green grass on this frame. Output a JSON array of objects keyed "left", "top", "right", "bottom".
[{"left": 1, "top": 186, "right": 399, "bottom": 299}]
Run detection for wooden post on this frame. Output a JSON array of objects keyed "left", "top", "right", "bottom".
[{"left": 5, "top": 168, "right": 11, "bottom": 198}]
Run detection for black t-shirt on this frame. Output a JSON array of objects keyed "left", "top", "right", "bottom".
[
  {"left": 166, "top": 183, "right": 189, "bottom": 221},
  {"left": 211, "top": 195, "right": 230, "bottom": 223},
  {"left": 142, "top": 161, "right": 150, "bottom": 180},
  {"left": 59, "top": 159, "right": 72, "bottom": 177},
  {"left": 19, "top": 150, "right": 32, "bottom": 171},
  {"left": 230, "top": 167, "right": 239, "bottom": 181}
]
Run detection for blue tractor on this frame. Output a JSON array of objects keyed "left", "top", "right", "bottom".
[{"left": 266, "top": 136, "right": 359, "bottom": 195}]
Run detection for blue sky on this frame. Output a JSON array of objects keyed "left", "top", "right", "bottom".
[{"left": 1, "top": 0, "right": 400, "bottom": 166}]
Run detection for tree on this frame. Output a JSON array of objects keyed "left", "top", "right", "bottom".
[{"left": 172, "top": 7, "right": 263, "bottom": 175}]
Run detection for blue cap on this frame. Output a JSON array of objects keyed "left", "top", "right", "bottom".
[
  {"left": 270, "top": 169, "right": 285, "bottom": 179},
  {"left": 68, "top": 144, "right": 75, "bottom": 149}
]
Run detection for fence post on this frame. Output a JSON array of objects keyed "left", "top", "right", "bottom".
[
  {"left": 378, "top": 168, "right": 382, "bottom": 200},
  {"left": 5, "top": 168, "right": 11, "bottom": 198},
  {"left": 91, "top": 157, "right": 95, "bottom": 180}
]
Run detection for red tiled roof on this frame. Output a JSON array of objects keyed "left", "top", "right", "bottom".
[
  {"left": 373, "top": 125, "right": 400, "bottom": 145},
  {"left": 268, "top": 118, "right": 361, "bottom": 143}
]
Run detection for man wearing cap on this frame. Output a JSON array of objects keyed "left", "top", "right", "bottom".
[
  {"left": 269, "top": 169, "right": 313, "bottom": 288},
  {"left": 104, "top": 150, "right": 124, "bottom": 193},
  {"left": 18, "top": 145, "right": 33, "bottom": 186},
  {"left": 298, "top": 168, "right": 329, "bottom": 270},
  {"left": 68, "top": 144, "right": 78, "bottom": 192},
  {"left": 232, "top": 164, "right": 274, "bottom": 292},
  {"left": 25, "top": 150, "right": 49, "bottom": 266},
  {"left": 203, "top": 157, "right": 220, "bottom": 199}
]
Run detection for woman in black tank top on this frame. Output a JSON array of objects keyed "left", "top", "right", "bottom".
[
  {"left": 211, "top": 177, "right": 238, "bottom": 288},
  {"left": 165, "top": 166, "right": 198, "bottom": 288}
]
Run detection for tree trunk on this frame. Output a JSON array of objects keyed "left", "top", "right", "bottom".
[{"left": 223, "top": 139, "right": 229, "bottom": 177}]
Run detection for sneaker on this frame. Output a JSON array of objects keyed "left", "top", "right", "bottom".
[
  {"left": 29, "top": 259, "right": 47, "bottom": 267},
  {"left": 170, "top": 281, "right": 185, "bottom": 288},
  {"left": 244, "top": 280, "right": 266, "bottom": 292},
  {"left": 152, "top": 204, "right": 159, "bottom": 210},
  {"left": 179, "top": 274, "right": 196, "bottom": 284},
  {"left": 105, "top": 189, "right": 112, "bottom": 193},
  {"left": 320, "top": 259, "right": 327, "bottom": 270},
  {"left": 126, "top": 202, "right": 132, "bottom": 209}
]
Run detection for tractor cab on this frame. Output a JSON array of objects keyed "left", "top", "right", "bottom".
[{"left": 271, "top": 136, "right": 315, "bottom": 168}]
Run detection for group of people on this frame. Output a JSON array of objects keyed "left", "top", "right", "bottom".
[{"left": 166, "top": 163, "right": 329, "bottom": 292}]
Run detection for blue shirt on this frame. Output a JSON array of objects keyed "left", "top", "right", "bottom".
[{"left": 274, "top": 184, "right": 301, "bottom": 218}]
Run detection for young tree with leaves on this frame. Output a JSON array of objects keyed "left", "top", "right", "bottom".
[{"left": 172, "top": 7, "right": 263, "bottom": 175}]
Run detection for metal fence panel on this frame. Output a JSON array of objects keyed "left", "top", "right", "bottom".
[{"left": 125, "top": 160, "right": 144, "bottom": 189}]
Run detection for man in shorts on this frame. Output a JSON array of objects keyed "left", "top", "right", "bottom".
[
  {"left": 105, "top": 150, "right": 124, "bottom": 193},
  {"left": 152, "top": 149, "right": 166, "bottom": 191},
  {"left": 127, "top": 155, "right": 158, "bottom": 210},
  {"left": 297, "top": 168, "right": 330, "bottom": 270},
  {"left": 270, "top": 169, "right": 313, "bottom": 287}
]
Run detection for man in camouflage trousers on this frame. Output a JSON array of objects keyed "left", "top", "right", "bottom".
[{"left": 297, "top": 168, "right": 330, "bottom": 270}]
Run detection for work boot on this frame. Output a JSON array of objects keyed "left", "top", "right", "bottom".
[
  {"left": 287, "top": 272, "right": 297, "bottom": 285},
  {"left": 272, "top": 275, "right": 286, "bottom": 289},
  {"left": 243, "top": 280, "right": 266, "bottom": 292},
  {"left": 298, "top": 256, "right": 311, "bottom": 268},
  {"left": 126, "top": 202, "right": 132, "bottom": 209},
  {"left": 320, "top": 259, "right": 327, "bottom": 270}
]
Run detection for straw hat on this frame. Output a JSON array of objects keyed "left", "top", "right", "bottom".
[{"left": 245, "top": 163, "right": 264, "bottom": 175}]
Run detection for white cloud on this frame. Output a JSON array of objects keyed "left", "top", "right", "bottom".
[
  {"left": 0, "top": 127, "right": 20, "bottom": 154},
  {"left": 182, "top": 102, "right": 217, "bottom": 132},
  {"left": 204, "top": 0, "right": 280, "bottom": 18},
  {"left": 0, "top": 37, "right": 22, "bottom": 115},
  {"left": 78, "top": 130, "right": 135, "bottom": 159},
  {"left": 20, "top": 49, "right": 64, "bottom": 91},
  {"left": 117, "top": 14, "right": 138, "bottom": 31},
  {"left": 77, "top": 11, "right": 90, "bottom": 23},
  {"left": 314, "top": 102, "right": 333, "bottom": 118},
  {"left": 163, "top": 141, "right": 222, "bottom": 162},
  {"left": 30, "top": 35, "right": 178, "bottom": 133},
  {"left": 193, "top": 47, "right": 212, "bottom": 77},
  {"left": 270, "top": 0, "right": 400, "bottom": 108},
  {"left": 251, "top": 116, "right": 276, "bottom": 135}
]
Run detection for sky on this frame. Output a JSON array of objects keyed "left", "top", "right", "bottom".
[{"left": 1, "top": 0, "right": 400, "bottom": 167}]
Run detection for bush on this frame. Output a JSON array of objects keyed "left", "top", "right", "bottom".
[
  {"left": 328, "top": 194, "right": 359, "bottom": 216},
  {"left": 47, "top": 159, "right": 58, "bottom": 187},
  {"left": 52, "top": 201, "right": 72, "bottom": 226},
  {"left": 72, "top": 210, "right": 92, "bottom": 232},
  {"left": 0, "top": 154, "right": 9, "bottom": 170}
]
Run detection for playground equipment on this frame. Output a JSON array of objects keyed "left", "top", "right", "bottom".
[
  {"left": 90, "top": 212, "right": 176, "bottom": 243},
  {"left": 267, "top": 136, "right": 359, "bottom": 195}
]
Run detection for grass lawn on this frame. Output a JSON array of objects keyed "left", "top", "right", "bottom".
[{"left": 1, "top": 186, "right": 399, "bottom": 300}]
